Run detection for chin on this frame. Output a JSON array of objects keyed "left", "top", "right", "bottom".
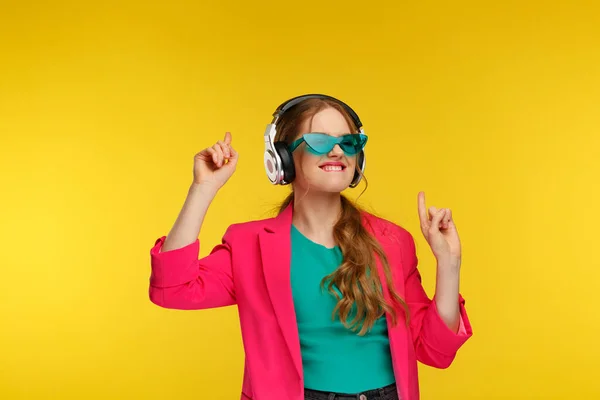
[
  {"left": 325, "top": 182, "right": 352, "bottom": 193},
  {"left": 307, "top": 177, "right": 353, "bottom": 193},
  {"left": 295, "top": 167, "right": 355, "bottom": 193}
]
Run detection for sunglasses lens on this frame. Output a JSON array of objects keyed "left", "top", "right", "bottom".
[
  {"left": 339, "top": 134, "right": 367, "bottom": 155},
  {"left": 303, "top": 134, "right": 336, "bottom": 154},
  {"left": 303, "top": 133, "right": 368, "bottom": 155}
]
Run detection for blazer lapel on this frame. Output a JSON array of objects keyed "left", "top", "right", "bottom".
[
  {"left": 364, "top": 215, "right": 410, "bottom": 400},
  {"left": 258, "top": 203, "right": 303, "bottom": 379}
]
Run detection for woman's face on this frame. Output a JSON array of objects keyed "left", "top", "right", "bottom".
[{"left": 291, "top": 107, "right": 358, "bottom": 194}]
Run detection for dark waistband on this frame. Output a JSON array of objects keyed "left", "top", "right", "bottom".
[{"left": 304, "top": 382, "right": 397, "bottom": 399}]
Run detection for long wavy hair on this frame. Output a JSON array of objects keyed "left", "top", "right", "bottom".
[{"left": 275, "top": 97, "right": 409, "bottom": 335}]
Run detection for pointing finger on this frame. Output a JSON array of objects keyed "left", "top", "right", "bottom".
[{"left": 418, "top": 192, "right": 428, "bottom": 227}]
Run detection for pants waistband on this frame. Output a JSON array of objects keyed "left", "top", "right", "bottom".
[{"left": 304, "top": 382, "right": 398, "bottom": 400}]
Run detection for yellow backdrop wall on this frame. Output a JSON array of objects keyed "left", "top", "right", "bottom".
[{"left": 1, "top": 1, "right": 599, "bottom": 399}]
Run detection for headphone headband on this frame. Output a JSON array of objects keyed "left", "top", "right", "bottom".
[{"left": 271, "top": 94, "right": 362, "bottom": 130}]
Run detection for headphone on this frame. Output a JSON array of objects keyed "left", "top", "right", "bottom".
[{"left": 263, "top": 94, "right": 366, "bottom": 188}]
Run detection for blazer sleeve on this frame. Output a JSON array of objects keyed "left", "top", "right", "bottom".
[
  {"left": 148, "top": 226, "right": 236, "bottom": 310},
  {"left": 400, "top": 227, "right": 473, "bottom": 369}
]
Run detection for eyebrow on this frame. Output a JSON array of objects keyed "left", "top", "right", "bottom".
[{"left": 305, "top": 131, "right": 352, "bottom": 136}]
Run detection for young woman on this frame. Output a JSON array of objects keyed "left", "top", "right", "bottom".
[{"left": 149, "top": 94, "right": 472, "bottom": 400}]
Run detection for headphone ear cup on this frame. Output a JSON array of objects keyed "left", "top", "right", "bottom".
[
  {"left": 274, "top": 141, "right": 295, "bottom": 184},
  {"left": 351, "top": 150, "right": 365, "bottom": 187}
]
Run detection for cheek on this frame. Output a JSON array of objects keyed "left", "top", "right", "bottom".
[
  {"left": 292, "top": 151, "right": 318, "bottom": 176},
  {"left": 294, "top": 151, "right": 318, "bottom": 167},
  {"left": 347, "top": 155, "right": 357, "bottom": 170}
]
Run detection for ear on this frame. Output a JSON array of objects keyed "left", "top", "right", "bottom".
[
  {"left": 350, "top": 150, "right": 365, "bottom": 188},
  {"left": 274, "top": 141, "right": 296, "bottom": 183}
]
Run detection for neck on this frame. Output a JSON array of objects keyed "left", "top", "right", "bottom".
[{"left": 291, "top": 190, "right": 342, "bottom": 241}]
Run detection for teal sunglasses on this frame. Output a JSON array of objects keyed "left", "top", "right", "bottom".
[{"left": 288, "top": 133, "right": 368, "bottom": 156}]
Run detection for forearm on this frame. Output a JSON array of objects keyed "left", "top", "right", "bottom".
[
  {"left": 162, "top": 182, "right": 218, "bottom": 252},
  {"left": 434, "top": 260, "right": 461, "bottom": 333}
]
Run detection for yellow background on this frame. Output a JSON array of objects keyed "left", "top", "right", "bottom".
[{"left": 1, "top": 0, "right": 599, "bottom": 399}]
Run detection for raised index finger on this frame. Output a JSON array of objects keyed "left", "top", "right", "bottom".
[
  {"left": 418, "top": 191, "right": 428, "bottom": 226},
  {"left": 224, "top": 131, "right": 232, "bottom": 145}
]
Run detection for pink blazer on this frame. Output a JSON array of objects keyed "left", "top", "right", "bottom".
[{"left": 149, "top": 204, "right": 472, "bottom": 400}]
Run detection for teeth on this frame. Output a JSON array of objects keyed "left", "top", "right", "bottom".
[{"left": 322, "top": 165, "right": 343, "bottom": 171}]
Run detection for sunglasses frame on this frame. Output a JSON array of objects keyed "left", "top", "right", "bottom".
[{"left": 288, "top": 133, "right": 368, "bottom": 156}]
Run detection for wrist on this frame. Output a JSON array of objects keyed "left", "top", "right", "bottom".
[
  {"left": 190, "top": 181, "right": 220, "bottom": 196},
  {"left": 436, "top": 257, "right": 461, "bottom": 272}
]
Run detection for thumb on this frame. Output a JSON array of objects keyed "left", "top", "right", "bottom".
[
  {"left": 225, "top": 146, "right": 239, "bottom": 168},
  {"left": 429, "top": 208, "right": 446, "bottom": 233},
  {"left": 428, "top": 206, "right": 438, "bottom": 220}
]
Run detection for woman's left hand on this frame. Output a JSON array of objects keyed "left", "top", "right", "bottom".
[{"left": 417, "top": 191, "right": 462, "bottom": 268}]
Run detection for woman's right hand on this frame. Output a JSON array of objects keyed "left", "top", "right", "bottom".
[{"left": 193, "top": 132, "right": 239, "bottom": 190}]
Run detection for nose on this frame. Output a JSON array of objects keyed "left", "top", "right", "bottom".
[{"left": 328, "top": 144, "right": 344, "bottom": 157}]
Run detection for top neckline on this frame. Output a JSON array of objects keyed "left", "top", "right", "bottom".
[{"left": 291, "top": 224, "right": 340, "bottom": 251}]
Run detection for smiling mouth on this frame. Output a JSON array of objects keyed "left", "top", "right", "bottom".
[{"left": 319, "top": 165, "right": 346, "bottom": 172}]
